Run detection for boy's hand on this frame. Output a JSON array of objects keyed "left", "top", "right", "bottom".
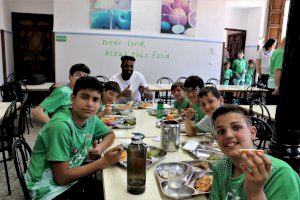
[
  {"left": 185, "top": 108, "right": 195, "bottom": 120},
  {"left": 88, "top": 140, "right": 101, "bottom": 159},
  {"left": 102, "top": 146, "right": 123, "bottom": 167},
  {"left": 240, "top": 151, "right": 271, "bottom": 197},
  {"left": 102, "top": 104, "right": 112, "bottom": 116}
]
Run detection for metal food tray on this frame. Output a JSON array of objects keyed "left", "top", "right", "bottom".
[
  {"left": 147, "top": 108, "right": 169, "bottom": 116},
  {"left": 119, "top": 145, "right": 167, "bottom": 170},
  {"left": 156, "top": 162, "right": 213, "bottom": 199},
  {"left": 113, "top": 117, "right": 136, "bottom": 129},
  {"left": 181, "top": 141, "right": 224, "bottom": 163}
]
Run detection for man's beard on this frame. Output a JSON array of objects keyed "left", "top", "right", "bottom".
[{"left": 122, "top": 72, "right": 132, "bottom": 80}]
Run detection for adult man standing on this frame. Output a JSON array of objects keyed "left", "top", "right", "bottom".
[{"left": 110, "top": 55, "right": 153, "bottom": 103}]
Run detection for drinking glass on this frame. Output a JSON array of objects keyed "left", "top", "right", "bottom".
[{"left": 168, "top": 169, "right": 183, "bottom": 198}]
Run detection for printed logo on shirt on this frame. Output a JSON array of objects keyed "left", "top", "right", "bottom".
[
  {"left": 72, "top": 147, "right": 78, "bottom": 154},
  {"left": 226, "top": 192, "right": 241, "bottom": 200}
]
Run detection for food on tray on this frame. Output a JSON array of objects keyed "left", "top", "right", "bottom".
[
  {"left": 139, "top": 102, "right": 153, "bottom": 109},
  {"left": 120, "top": 151, "right": 127, "bottom": 161},
  {"left": 147, "top": 149, "right": 160, "bottom": 159},
  {"left": 207, "top": 154, "right": 221, "bottom": 161},
  {"left": 239, "top": 149, "right": 264, "bottom": 155},
  {"left": 122, "top": 118, "right": 136, "bottom": 126},
  {"left": 101, "top": 116, "right": 118, "bottom": 126},
  {"left": 165, "top": 114, "right": 174, "bottom": 120},
  {"left": 194, "top": 161, "right": 209, "bottom": 170},
  {"left": 158, "top": 170, "right": 168, "bottom": 179},
  {"left": 168, "top": 108, "right": 179, "bottom": 115},
  {"left": 194, "top": 175, "right": 213, "bottom": 192}
]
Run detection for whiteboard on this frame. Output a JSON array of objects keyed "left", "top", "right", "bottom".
[{"left": 55, "top": 32, "right": 223, "bottom": 84}]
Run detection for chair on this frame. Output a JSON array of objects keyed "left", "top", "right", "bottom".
[
  {"left": 0, "top": 100, "right": 17, "bottom": 195},
  {"left": 94, "top": 75, "right": 109, "bottom": 83},
  {"left": 245, "top": 83, "right": 266, "bottom": 104},
  {"left": 176, "top": 77, "right": 187, "bottom": 83},
  {"left": 249, "top": 99, "right": 272, "bottom": 123},
  {"left": 156, "top": 77, "right": 174, "bottom": 104},
  {"left": 13, "top": 93, "right": 29, "bottom": 138},
  {"left": 206, "top": 78, "right": 220, "bottom": 86},
  {"left": 12, "top": 138, "right": 32, "bottom": 200},
  {"left": 251, "top": 116, "right": 273, "bottom": 150}
]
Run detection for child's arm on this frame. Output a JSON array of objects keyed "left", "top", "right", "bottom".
[
  {"left": 89, "top": 130, "right": 116, "bottom": 157},
  {"left": 51, "top": 146, "right": 122, "bottom": 186},
  {"left": 32, "top": 105, "right": 50, "bottom": 123},
  {"left": 240, "top": 151, "right": 271, "bottom": 200},
  {"left": 184, "top": 108, "right": 197, "bottom": 136}
]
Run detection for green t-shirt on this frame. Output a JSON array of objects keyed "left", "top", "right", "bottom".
[
  {"left": 232, "top": 58, "right": 247, "bottom": 76},
  {"left": 268, "top": 48, "right": 284, "bottom": 89},
  {"left": 173, "top": 98, "right": 189, "bottom": 110},
  {"left": 40, "top": 85, "right": 72, "bottom": 118},
  {"left": 223, "top": 69, "right": 233, "bottom": 85},
  {"left": 210, "top": 156, "right": 300, "bottom": 200},
  {"left": 25, "top": 109, "right": 110, "bottom": 200},
  {"left": 245, "top": 66, "right": 255, "bottom": 86},
  {"left": 192, "top": 104, "right": 205, "bottom": 122}
]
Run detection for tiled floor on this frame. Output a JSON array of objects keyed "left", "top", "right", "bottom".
[{"left": 0, "top": 115, "right": 41, "bottom": 200}]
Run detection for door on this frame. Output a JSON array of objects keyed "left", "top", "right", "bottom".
[
  {"left": 226, "top": 29, "right": 247, "bottom": 62},
  {"left": 12, "top": 13, "right": 54, "bottom": 82},
  {"left": 265, "top": 0, "right": 286, "bottom": 42}
]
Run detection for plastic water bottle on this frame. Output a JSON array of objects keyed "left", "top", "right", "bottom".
[
  {"left": 127, "top": 133, "right": 146, "bottom": 194},
  {"left": 156, "top": 100, "right": 164, "bottom": 119}
]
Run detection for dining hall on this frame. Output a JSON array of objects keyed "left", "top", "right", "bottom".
[{"left": 0, "top": 0, "right": 299, "bottom": 199}]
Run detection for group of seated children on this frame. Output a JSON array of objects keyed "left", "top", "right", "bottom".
[
  {"left": 222, "top": 50, "right": 255, "bottom": 86},
  {"left": 26, "top": 61, "right": 299, "bottom": 200}
]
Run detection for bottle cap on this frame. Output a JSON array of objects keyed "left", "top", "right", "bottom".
[{"left": 131, "top": 132, "right": 144, "bottom": 144}]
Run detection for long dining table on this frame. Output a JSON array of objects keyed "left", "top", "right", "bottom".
[
  {"left": 103, "top": 107, "right": 212, "bottom": 200},
  {"left": 239, "top": 105, "right": 277, "bottom": 121}
]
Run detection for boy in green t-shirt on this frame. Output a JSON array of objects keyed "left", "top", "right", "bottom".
[
  {"left": 185, "top": 86, "right": 223, "bottom": 137},
  {"left": 97, "top": 81, "right": 121, "bottom": 118},
  {"left": 222, "top": 61, "right": 233, "bottom": 85},
  {"left": 245, "top": 59, "right": 256, "bottom": 86},
  {"left": 32, "top": 63, "right": 90, "bottom": 124},
  {"left": 25, "top": 76, "right": 121, "bottom": 200},
  {"left": 183, "top": 75, "right": 206, "bottom": 123},
  {"left": 232, "top": 50, "right": 247, "bottom": 85},
  {"left": 210, "top": 105, "right": 300, "bottom": 200},
  {"left": 171, "top": 82, "right": 190, "bottom": 110}
]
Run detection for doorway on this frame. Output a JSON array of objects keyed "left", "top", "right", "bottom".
[
  {"left": 225, "top": 28, "right": 246, "bottom": 63},
  {"left": 12, "top": 12, "right": 54, "bottom": 82}
]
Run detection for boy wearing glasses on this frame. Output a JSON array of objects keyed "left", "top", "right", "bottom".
[{"left": 183, "top": 75, "right": 206, "bottom": 123}]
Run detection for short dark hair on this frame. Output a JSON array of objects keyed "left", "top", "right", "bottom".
[
  {"left": 104, "top": 81, "right": 121, "bottom": 93},
  {"left": 223, "top": 61, "right": 231, "bottom": 67},
  {"left": 171, "top": 82, "right": 184, "bottom": 91},
  {"left": 73, "top": 76, "right": 103, "bottom": 96},
  {"left": 198, "top": 86, "right": 221, "bottom": 99},
  {"left": 69, "top": 63, "right": 90, "bottom": 76},
  {"left": 184, "top": 75, "right": 204, "bottom": 89},
  {"left": 248, "top": 59, "right": 254, "bottom": 64},
  {"left": 121, "top": 55, "right": 136, "bottom": 62},
  {"left": 237, "top": 50, "right": 244, "bottom": 54},
  {"left": 212, "top": 105, "right": 252, "bottom": 126},
  {"left": 263, "top": 38, "right": 277, "bottom": 50}
]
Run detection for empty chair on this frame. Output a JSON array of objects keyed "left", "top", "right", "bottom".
[
  {"left": 176, "top": 77, "right": 187, "bottom": 83},
  {"left": 206, "top": 78, "right": 220, "bottom": 86},
  {"left": 156, "top": 77, "right": 173, "bottom": 104},
  {"left": 249, "top": 99, "right": 272, "bottom": 123},
  {"left": 12, "top": 138, "right": 32, "bottom": 200},
  {"left": 0, "top": 100, "right": 17, "bottom": 195},
  {"left": 251, "top": 116, "right": 273, "bottom": 150},
  {"left": 94, "top": 75, "right": 109, "bottom": 83}
]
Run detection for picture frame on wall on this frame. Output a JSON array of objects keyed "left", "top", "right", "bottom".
[
  {"left": 161, "top": 0, "right": 198, "bottom": 36},
  {"left": 91, "top": 0, "right": 132, "bottom": 30}
]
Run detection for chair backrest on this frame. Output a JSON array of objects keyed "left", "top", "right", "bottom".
[
  {"left": 94, "top": 75, "right": 109, "bottom": 83},
  {"left": 157, "top": 77, "right": 173, "bottom": 84},
  {"left": 1, "top": 101, "right": 17, "bottom": 143},
  {"left": 206, "top": 78, "right": 220, "bottom": 86},
  {"left": 251, "top": 116, "right": 273, "bottom": 150},
  {"left": 0, "top": 81, "right": 24, "bottom": 102},
  {"left": 176, "top": 77, "right": 187, "bottom": 83},
  {"left": 12, "top": 138, "right": 32, "bottom": 200},
  {"left": 249, "top": 100, "right": 272, "bottom": 123},
  {"left": 16, "top": 93, "right": 29, "bottom": 138},
  {"left": 246, "top": 83, "right": 265, "bottom": 103}
]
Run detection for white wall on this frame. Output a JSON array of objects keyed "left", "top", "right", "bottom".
[{"left": 54, "top": 0, "right": 226, "bottom": 83}]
